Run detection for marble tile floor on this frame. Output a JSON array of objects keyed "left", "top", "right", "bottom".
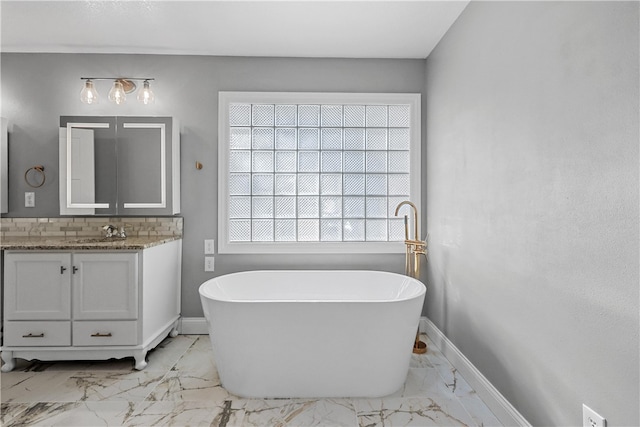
[{"left": 0, "top": 334, "right": 502, "bottom": 427}]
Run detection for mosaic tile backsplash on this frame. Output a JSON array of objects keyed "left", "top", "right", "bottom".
[{"left": 0, "top": 217, "right": 183, "bottom": 239}]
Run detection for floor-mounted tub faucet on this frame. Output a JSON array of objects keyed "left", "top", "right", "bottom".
[
  {"left": 394, "top": 201, "right": 427, "bottom": 279},
  {"left": 394, "top": 200, "right": 428, "bottom": 354}
]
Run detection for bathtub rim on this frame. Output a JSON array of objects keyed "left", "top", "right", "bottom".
[{"left": 198, "top": 269, "right": 426, "bottom": 304}]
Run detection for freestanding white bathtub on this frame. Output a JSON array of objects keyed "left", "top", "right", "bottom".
[{"left": 198, "top": 270, "right": 426, "bottom": 398}]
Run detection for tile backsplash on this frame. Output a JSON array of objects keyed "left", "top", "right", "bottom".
[{"left": 0, "top": 217, "right": 183, "bottom": 239}]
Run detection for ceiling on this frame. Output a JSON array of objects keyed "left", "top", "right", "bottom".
[{"left": 1, "top": 1, "right": 468, "bottom": 59}]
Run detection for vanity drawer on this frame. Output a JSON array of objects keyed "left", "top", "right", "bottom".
[
  {"left": 4, "top": 321, "right": 71, "bottom": 346},
  {"left": 73, "top": 321, "right": 138, "bottom": 346}
]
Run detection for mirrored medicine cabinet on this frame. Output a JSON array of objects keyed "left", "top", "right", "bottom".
[
  {"left": 1, "top": 118, "right": 8, "bottom": 214},
  {"left": 59, "top": 116, "right": 180, "bottom": 216}
]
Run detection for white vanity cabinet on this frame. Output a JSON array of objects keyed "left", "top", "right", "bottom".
[{"left": 1, "top": 240, "right": 181, "bottom": 372}]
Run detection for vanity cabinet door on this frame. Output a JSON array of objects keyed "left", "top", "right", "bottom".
[
  {"left": 4, "top": 253, "right": 72, "bottom": 320},
  {"left": 72, "top": 253, "right": 138, "bottom": 320}
]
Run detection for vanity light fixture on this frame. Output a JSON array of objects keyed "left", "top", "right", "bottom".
[{"left": 80, "top": 77, "right": 156, "bottom": 105}]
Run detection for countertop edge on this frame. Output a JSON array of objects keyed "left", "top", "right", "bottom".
[{"left": 0, "top": 235, "right": 182, "bottom": 251}]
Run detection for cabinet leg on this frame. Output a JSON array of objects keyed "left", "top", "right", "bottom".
[
  {"left": 133, "top": 351, "right": 148, "bottom": 370},
  {"left": 1, "top": 351, "right": 15, "bottom": 372},
  {"left": 169, "top": 320, "right": 179, "bottom": 338}
]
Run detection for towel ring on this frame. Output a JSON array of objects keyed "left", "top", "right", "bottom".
[{"left": 24, "top": 165, "right": 46, "bottom": 188}]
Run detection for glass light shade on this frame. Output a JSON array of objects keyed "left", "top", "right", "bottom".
[
  {"left": 108, "top": 80, "right": 126, "bottom": 104},
  {"left": 80, "top": 79, "right": 99, "bottom": 104},
  {"left": 137, "top": 80, "right": 155, "bottom": 104}
]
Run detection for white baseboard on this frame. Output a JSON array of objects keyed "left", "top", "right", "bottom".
[
  {"left": 420, "top": 317, "right": 531, "bottom": 427},
  {"left": 179, "top": 317, "right": 209, "bottom": 335}
]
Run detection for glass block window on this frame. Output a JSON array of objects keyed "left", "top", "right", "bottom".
[{"left": 219, "top": 92, "right": 421, "bottom": 254}]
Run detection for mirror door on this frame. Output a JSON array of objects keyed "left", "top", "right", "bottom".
[
  {"left": 117, "top": 120, "right": 166, "bottom": 209},
  {"left": 59, "top": 117, "right": 117, "bottom": 215}
]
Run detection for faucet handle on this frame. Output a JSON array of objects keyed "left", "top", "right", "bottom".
[
  {"left": 102, "top": 224, "right": 117, "bottom": 237},
  {"left": 416, "top": 240, "right": 428, "bottom": 260}
]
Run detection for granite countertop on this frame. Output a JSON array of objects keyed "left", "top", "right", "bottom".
[{"left": 0, "top": 235, "right": 181, "bottom": 251}]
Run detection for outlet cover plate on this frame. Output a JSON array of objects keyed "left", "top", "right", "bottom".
[
  {"left": 583, "top": 404, "right": 606, "bottom": 427},
  {"left": 25, "top": 192, "right": 35, "bottom": 208},
  {"left": 204, "top": 256, "right": 215, "bottom": 272}
]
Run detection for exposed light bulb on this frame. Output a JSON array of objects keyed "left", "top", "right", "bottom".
[
  {"left": 136, "top": 80, "right": 155, "bottom": 105},
  {"left": 108, "top": 80, "right": 127, "bottom": 104},
  {"left": 80, "top": 79, "right": 99, "bottom": 104}
]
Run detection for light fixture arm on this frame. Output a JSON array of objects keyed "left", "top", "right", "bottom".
[{"left": 80, "top": 77, "right": 155, "bottom": 82}]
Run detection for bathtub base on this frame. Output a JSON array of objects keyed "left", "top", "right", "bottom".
[
  {"left": 210, "top": 306, "right": 416, "bottom": 398},
  {"left": 200, "top": 270, "right": 426, "bottom": 399}
]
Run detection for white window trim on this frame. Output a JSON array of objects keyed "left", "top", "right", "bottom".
[{"left": 218, "top": 91, "right": 421, "bottom": 254}]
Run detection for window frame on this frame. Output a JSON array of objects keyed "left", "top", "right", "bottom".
[{"left": 218, "top": 91, "right": 421, "bottom": 254}]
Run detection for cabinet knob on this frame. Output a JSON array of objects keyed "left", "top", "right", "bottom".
[
  {"left": 60, "top": 266, "right": 67, "bottom": 274},
  {"left": 22, "top": 333, "right": 45, "bottom": 338},
  {"left": 72, "top": 266, "right": 79, "bottom": 274},
  {"left": 90, "top": 332, "right": 113, "bottom": 338}
]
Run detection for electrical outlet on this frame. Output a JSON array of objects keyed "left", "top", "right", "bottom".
[
  {"left": 24, "top": 192, "right": 35, "bottom": 207},
  {"left": 204, "top": 256, "right": 215, "bottom": 272},
  {"left": 204, "top": 239, "right": 215, "bottom": 254},
  {"left": 583, "top": 404, "right": 606, "bottom": 427}
]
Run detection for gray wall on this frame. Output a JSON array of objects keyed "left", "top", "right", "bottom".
[
  {"left": 1, "top": 53, "right": 425, "bottom": 316},
  {"left": 425, "top": 2, "right": 639, "bottom": 426}
]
